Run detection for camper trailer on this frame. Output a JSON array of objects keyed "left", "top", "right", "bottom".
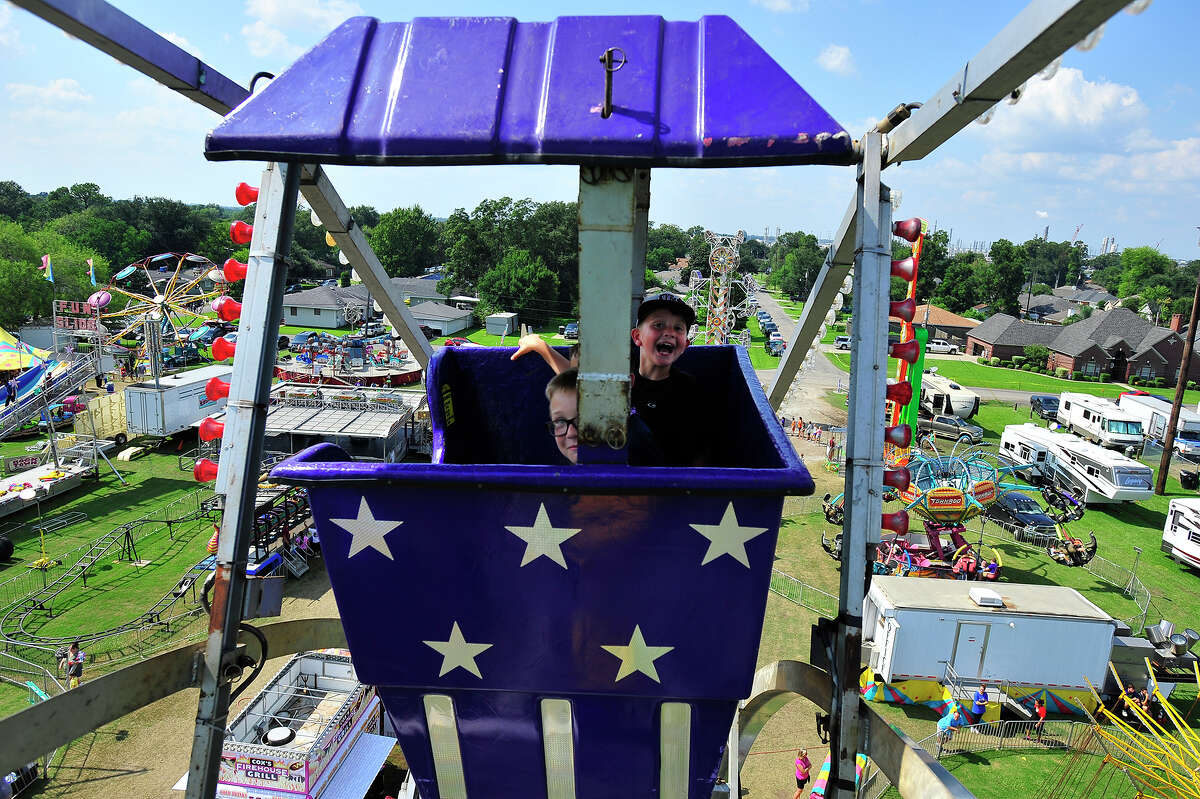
[
  {"left": 862, "top": 577, "right": 1116, "bottom": 697},
  {"left": 998, "top": 423, "right": 1153, "bottom": 504},
  {"left": 1057, "top": 393, "right": 1144, "bottom": 452},
  {"left": 1119, "top": 394, "right": 1200, "bottom": 455},
  {"left": 1162, "top": 498, "right": 1200, "bottom": 569},
  {"left": 920, "top": 371, "right": 980, "bottom": 419}
]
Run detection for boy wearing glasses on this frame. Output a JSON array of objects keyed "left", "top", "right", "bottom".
[{"left": 546, "top": 369, "right": 663, "bottom": 465}]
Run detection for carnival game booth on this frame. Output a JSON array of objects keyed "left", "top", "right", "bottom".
[{"left": 274, "top": 345, "right": 812, "bottom": 799}]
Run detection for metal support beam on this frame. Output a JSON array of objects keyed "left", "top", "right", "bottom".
[
  {"left": 299, "top": 166, "right": 435, "bottom": 368},
  {"left": 188, "top": 163, "right": 299, "bottom": 799},
  {"left": 575, "top": 167, "right": 648, "bottom": 462},
  {"left": 0, "top": 618, "right": 348, "bottom": 775},
  {"left": 766, "top": 196, "right": 857, "bottom": 410},
  {"left": 885, "top": 0, "right": 1128, "bottom": 166},
  {"left": 828, "top": 131, "right": 891, "bottom": 799}
]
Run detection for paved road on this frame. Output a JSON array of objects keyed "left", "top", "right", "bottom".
[{"left": 751, "top": 289, "right": 847, "bottom": 425}]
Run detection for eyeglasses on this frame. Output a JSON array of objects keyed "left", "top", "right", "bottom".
[{"left": 546, "top": 417, "right": 578, "bottom": 437}]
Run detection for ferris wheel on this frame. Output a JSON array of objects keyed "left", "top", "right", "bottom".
[{"left": 90, "top": 252, "right": 226, "bottom": 345}]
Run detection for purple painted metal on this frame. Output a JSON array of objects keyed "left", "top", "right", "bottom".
[
  {"left": 272, "top": 346, "right": 812, "bottom": 798},
  {"left": 206, "top": 15, "right": 852, "bottom": 167}
]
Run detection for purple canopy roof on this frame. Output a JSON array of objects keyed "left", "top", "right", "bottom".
[{"left": 205, "top": 15, "right": 853, "bottom": 167}]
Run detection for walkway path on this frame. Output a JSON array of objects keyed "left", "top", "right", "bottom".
[{"left": 753, "top": 288, "right": 847, "bottom": 428}]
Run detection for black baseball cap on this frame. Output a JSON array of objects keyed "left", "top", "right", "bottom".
[{"left": 637, "top": 292, "right": 696, "bottom": 327}]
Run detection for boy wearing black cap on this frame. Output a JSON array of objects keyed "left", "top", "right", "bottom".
[{"left": 631, "top": 293, "right": 706, "bottom": 466}]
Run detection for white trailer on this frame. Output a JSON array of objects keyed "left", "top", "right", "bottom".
[
  {"left": 125, "top": 364, "right": 232, "bottom": 437},
  {"left": 999, "top": 423, "right": 1152, "bottom": 504},
  {"left": 920, "top": 371, "right": 980, "bottom": 419},
  {"left": 1119, "top": 394, "right": 1200, "bottom": 454},
  {"left": 1057, "top": 392, "right": 1144, "bottom": 451},
  {"left": 863, "top": 576, "right": 1117, "bottom": 692},
  {"left": 1162, "top": 498, "right": 1200, "bottom": 570}
]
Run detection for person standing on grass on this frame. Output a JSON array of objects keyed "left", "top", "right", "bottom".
[
  {"left": 791, "top": 748, "right": 812, "bottom": 799},
  {"left": 1027, "top": 697, "right": 1047, "bottom": 740},
  {"left": 65, "top": 641, "right": 86, "bottom": 689}
]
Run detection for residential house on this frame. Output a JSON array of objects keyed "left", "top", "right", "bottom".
[
  {"left": 281, "top": 285, "right": 369, "bottom": 328},
  {"left": 888, "top": 305, "right": 981, "bottom": 346},
  {"left": 966, "top": 307, "right": 1193, "bottom": 382},
  {"left": 408, "top": 302, "right": 473, "bottom": 336}
]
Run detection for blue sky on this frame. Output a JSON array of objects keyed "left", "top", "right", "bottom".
[{"left": 1, "top": 0, "right": 1197, "bottom": 259}]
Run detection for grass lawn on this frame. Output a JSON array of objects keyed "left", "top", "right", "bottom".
[
  {"left": 928, "top": 360, "right": 1128, "bottom": 397},
  {"left": 430, "top": 324, "right": 563, "bottom": 348},
  {"left": 885, "top": 750, "right": 1125, "bottom": 799}
]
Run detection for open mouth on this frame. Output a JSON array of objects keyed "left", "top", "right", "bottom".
[{"left": 655, "top": 340, "right": 676, "bottom": 356}]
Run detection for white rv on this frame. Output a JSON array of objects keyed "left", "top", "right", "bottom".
[
  {"left": 920, "top": 371, "right": 980, "bottom": 419},
  {"left": 1057, "top": 393, "right": 1144, "bottom": 452},
  {"left": 998, "top": 423, "right": 1153, "bottom": 504},
  {"left": 1119, "top": 394, "right": 1200, "bottom": 455},
  {"left": 1162, "top": 498, "right": 1200, "bottom": 569}
]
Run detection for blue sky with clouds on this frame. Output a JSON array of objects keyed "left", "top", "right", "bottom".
[{"left": 1, "top": 0, "right": 1197, "bottom": 259}]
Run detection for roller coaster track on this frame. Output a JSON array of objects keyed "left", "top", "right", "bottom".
[{"left": 0, "top": 494, "right": 221, "bottom": 653}]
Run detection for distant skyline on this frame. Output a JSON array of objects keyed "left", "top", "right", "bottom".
[{"left": 1, "top": 0, "right": 1197, "bottom": 259}]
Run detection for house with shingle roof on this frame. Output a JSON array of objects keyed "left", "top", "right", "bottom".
[{"left": 966, "top": 307, "right": 1190, "bottom": 382}]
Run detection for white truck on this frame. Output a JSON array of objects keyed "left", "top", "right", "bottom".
[
  {"left": 125, "top": 364, "right": 232, "bottom": 438},
  {"left": 1162, "top": 498, "right": 1200, "bottom": 569},
  {"left": 925, "top": 338, "right": 960, "bottom": 355},
  {"left": 1057, "top": 392, "right": 1144, "bottom": 452},
  {"left": 1118, "top": 393, "right": 1200, "bottom": 456}
]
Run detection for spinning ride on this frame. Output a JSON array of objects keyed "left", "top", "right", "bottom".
[{"left": 96, "top": 252, "right": 225, "bottom": 352}]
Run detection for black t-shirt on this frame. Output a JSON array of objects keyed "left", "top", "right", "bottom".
[{"left": 631, "top": 368, "right": 706, "bottom": 466}]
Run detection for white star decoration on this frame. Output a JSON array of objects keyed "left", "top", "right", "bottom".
[
  {"left": 423, "top": 622, "right": 494, "bottom": 678},
  {"left": 328, "top": 497, "right": 403, "bottom": 560},
  {"left": 503, "top": 503, "right": 581, "bottom": 568},
  {"left": 601, "top": 625, "right": 675, "bottom": 683},
  {"left": 689, "top": 502, "right": 768, "bottom": 567}
]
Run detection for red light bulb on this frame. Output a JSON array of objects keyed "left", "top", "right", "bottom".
[
  {"left": 885, "top": 424, "right": 913, "bottom": 447},
  {"left": 886, "top": 381, "right": 913, "bottom": 405},
  {"left": 890, "top": 257, "right": 915, "bottom": 281},
  {"left": 883, "top": 467, "right": 911, "bottom": 492},
  {"left": 230, "top": 220, "right": 253, "bottom": 245},
  {"left": 889, "top": 297, "right": 916, "bottom": 323},
  {"left": 193, "top": 458, "right": 219, "bottom": 482},
  {"left": 214, "top": 297, "right": 242, "bottom": 322},
  {"left": 235, "top": 182, "right": 259, "bottom": 206},
  {"left": 212, "top": 335, "right": 236, "bottom": 361},
  {"left": 892, "top": 218, "right": 923, "bottom": 242},
  {"left": 889, "top": 339, "right": 919, "bottom": 363},
  {"left": 198, "top": 416, "right": 225, "bottom": 442},
  {"left": 222, "top": 258, "right": 248, "bottom": 282},
  {"left": 882, "top": 510, "right": 910, "bottom": 536},
  {"left": 206, "top": 377, "right": 230, "bottom": 401}
]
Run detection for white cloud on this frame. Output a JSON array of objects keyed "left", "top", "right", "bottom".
[
  {"left": 1035, "top": 210, "right": 1048, "bottom": 218},
  {"left": 751, "top": 0, "right": 810, "bottom": 12},
  {"left": 0, "top": 4, "right": 18, "bottom": 50},
  {"left": 157, "top": 31, "right": 203, "bottom": 61},
  {"left": 816, "top": 44, "right": 854, "bottom": 76},
  {"left": 241, "top": 0, "right": 364, "bottom": 59},
  {"left": 5, "top": 78, "right": 92, "bottom": 104}
]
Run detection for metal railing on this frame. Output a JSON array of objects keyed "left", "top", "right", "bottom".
[
  {"left": 858, "top": 720, "right": 1131, "bottom": 799},
  {"left": 769, "top": 569, "right": 837, "bottom": 618},
  {"left": 942, "top": 662, "right": 1032, "bottom": 720}
]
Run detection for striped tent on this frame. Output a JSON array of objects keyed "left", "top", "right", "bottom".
[{"left": 0, "top": 328, "right": 50, "bottom": 371}]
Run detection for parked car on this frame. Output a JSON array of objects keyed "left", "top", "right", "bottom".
[
  {"left": 1029, "top": 394, "right": 1059, "bottom": 421},
  {"left": 321, "top": 279, "right": 339, "bottom": 287},
  {"left": 834, "top": 335, "right": 852, "bottom": 350},
  {"left": 285, "top": 284, "right": 303, "bottom": 294},
  {"left": 276, "top": 335, "right": 290, "bottom": 350},
  {"left": 926, "top": 338, "right": 960, "bottom": 355},
  {"left": 917, "top": 413, "right": 984, "bottom": 443},
  {"left": 760, "top": 320, "right": 777, "bottom": 333},
  {"left": 444, "top": 337, "right": 472, "bottom": 347},
  {"left": 1174, "top": 433, "right": 1200, "bottom": 458},
  {"left": 419, "top": 325, "right": 438, "bottom": 341},
  {"left": 359, "top": 321, "right": 386, "bottom": 337},
  {"left": 769, "top": 331, "right": 784, "bottom": 343},
  {"left": 986, "top": 491, "right": 1057, "bottom": 540},
  {"left": 765, "top": 339, "right": 785, "bottom": 357},
  {"left": 289, "top": 331, "right": 339, "bottom": 351},
  {"left": 564, "top": 321, "right": 580, "bottom": 340}
]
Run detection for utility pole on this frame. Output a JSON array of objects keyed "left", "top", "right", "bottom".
[{"left": 1156, "top": 272, "right": 1200, "bottom": 495}]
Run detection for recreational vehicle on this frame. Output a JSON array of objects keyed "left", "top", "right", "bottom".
[
  {"left": 1057, "top": 393, "right": 1144, "bottom": 452},
  {"left": 1162, "top": 498, "right": 1200, "bottom": 569},
  {"left": 920, "top": 371, "right": 980, "bottom": 419},
  {"left": 998, "top": 423, "right": 1153, "bottom": 504},
  {"left": 1119, "top": 394, "right": 1200, "bottom": 455}
]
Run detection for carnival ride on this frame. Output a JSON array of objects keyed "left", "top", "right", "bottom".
[
  {"left": 0, "top": 4, "right": 1149, "bottom": 799},
  {"left": 823, "top": 436, "right": 1095, "bottom": 577}
]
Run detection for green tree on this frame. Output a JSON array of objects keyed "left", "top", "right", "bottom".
[
  {"left": 0, "top": 181, "right": 33, "bottom": 222},
  {"left": 914, "top": 229, "right": 951, "bottom": 302},
  {"left": 984, "top": 239, "right": 1025, "bottom": 316},
  {"left": 1087, "top": 252, "right": 1122, "bottom": 294},
  {"left": 349, "top": 204, "right": 380, "bottom": 232},
  {"left": 1143, "top": 284, "right": 1171, "bottom": 325},
  {"left": 1117, "top": 246, "right": 1173, "bottom": 298},
  {"left": 646, "top": 246, "right": 676, "bottom": 272},
  {"left": 476, "top": 249, "right": 559, "bottom": 325},
  {"left": 934, "top": 259, "right": 983, "bottom": 312},
  {"left": 439, "top": 197, "right": 536, "bottom": 294},
  {"left": 369, "top": 204, "right": 443, "bottom": 278},
  {"left": 647, "top": 223, "right": 691, "bottom": 262},
  {"left": 1024, "top": 344, "right": 1051, "bottom": 370}
]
